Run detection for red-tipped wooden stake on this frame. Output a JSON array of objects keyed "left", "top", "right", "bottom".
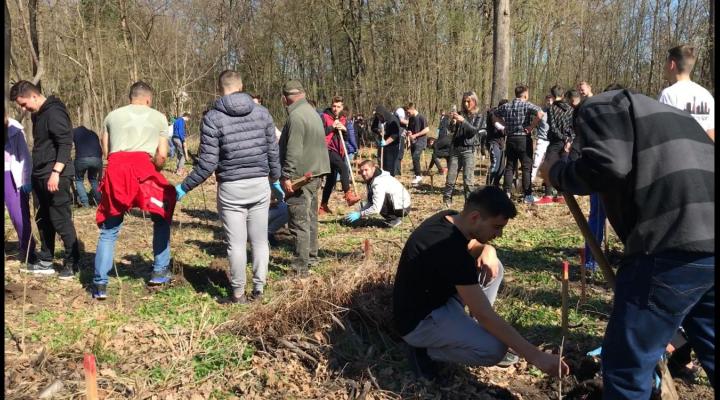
[
  {"left": 84, "top": 353, "right": 99, "bottom": 400},
  {"left": 561, "top": 261, "right": 569, "bottom": 339},
  {"left": 363, "top": 239, "right": 372, "bottom": 265}
]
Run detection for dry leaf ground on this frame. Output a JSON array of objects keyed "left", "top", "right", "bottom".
[{"left": 4, "top": 151, "right": 713, "bottom": 399}]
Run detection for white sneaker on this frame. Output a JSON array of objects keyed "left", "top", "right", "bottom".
[
  {"left": 411, "top": 176, "right": 422, "bottom": 185},
  {"left": 386, "top": 218, "right": 402, "bottom": 228}
]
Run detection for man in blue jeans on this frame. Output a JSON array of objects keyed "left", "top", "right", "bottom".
[
  {"left": 94, "top": 81, "right": 174, "bottom": 299},
  {"left": 541, "top": 89, "right": 714, "bottom": 399},
  {"left": 72, "top": 125, "right": 102, "bottom": 207}
]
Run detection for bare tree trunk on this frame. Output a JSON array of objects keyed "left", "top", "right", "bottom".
[
  {"left": 491, "top": 0, "right": 510, "bottom": 106},
  {"left": 711, "top": 0, "right": 715, "bottom": 96},
  {"left": 5, "top": 0, "right": 10, "bottom": 108}
]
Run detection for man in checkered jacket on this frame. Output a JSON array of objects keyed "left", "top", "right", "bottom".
[{"left": 491, "top": 85, "right": 544, "bottom": 203}]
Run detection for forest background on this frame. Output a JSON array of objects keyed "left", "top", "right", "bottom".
[{"left": 5, "top": 0, "right": 715, "bottom": 138}]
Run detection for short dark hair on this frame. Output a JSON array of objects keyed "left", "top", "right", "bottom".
[
  {"left": 498, "top": 99, "right": 509, "bottom": 107},
  {"left": 182, "top": 112, "right": 191, "bottom": 118},
  {"left": 406, "top": 102, "right": 416, "bottom": 110},
  {"left": 514, "top": 85, "right": 529, "bottom": 98},
  {"left": 667, "top": 44, "right": 696, "bottom": 73},
  {"left": 463, "top": 186, "right": 517, "bottom": 219},
  {"left": 550, "top": 85, "right": 564, "bottom": 98},
  {"left": 9, "top": 80, "right": 41, "bottom": 101},
  {"left": 331, "top": 95, "right": 344, "bottom": 104},
  {"left": 129, "top": 81, "right": 153, "bottom": 99},
  {"left": 252, "top": 94, "right": 264, "bottom": 104},
  {"left": 564, "top": 89, "right": 580, "bottom": 101}
]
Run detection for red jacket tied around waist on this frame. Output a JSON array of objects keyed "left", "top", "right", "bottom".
[
  {"left": 96, "top": 152, "right": 177, "bottom": 225},
  {"left": 321, "top": 112, "right": 347, "bottom": 157}
]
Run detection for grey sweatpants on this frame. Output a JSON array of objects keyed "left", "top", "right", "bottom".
[
  {"left": 217, "top": 177, "right": 270, "bottom": 298},
  {"left": 402, "top": 260, "right": 508, "bottom": 366}
]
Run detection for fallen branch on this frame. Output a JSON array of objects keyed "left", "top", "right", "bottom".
[{"left": 277, "top": 338, "right": 318, "bottom": 365}]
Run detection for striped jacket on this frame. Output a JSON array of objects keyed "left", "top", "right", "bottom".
[{"left": 549, "top": 89, "right": 714, "bottom": 256}]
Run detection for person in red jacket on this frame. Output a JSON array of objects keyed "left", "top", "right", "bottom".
[
  {"left": 92, "top": 81, "right": 175, "bottom": 300},
  {"left": 319, "top": 96, "right": 360, "bottom": 214}
]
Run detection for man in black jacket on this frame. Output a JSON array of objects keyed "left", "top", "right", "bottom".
[{"left": 10, "top": 80, "right": 80, "bottom": 279}]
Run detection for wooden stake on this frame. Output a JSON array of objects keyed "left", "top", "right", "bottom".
[
  {"left": 83, "top": 353, "right": 99, "bottom": 400},
  {"left": 562, "top": 194, "right": 616, "bottom": 288},
  {"left": 561, "top": 261, "right": 569, "bottom": 339},
  {"left": 337, "top": 128, "right": 359, "bottom": 194},
  {"left": 363, "top": 239, "right": 372, "bottom": 267}
]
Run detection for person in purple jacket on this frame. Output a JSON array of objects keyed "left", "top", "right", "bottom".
[{"left": 4, "top": 115, "right": 39, "bottom": 268}]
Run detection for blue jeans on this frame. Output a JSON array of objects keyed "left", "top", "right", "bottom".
[
  {"left": 601, "top": 251, "right": 715, "bottom": 399},
  {"left": 268, "top": 201, "right": 289, "bottom": 235},
  {"left": 94, "top": 213, "right": 171, "bottom": 285},
  {"left": 585, "top": 193, "right": 606, "bottom": 269},
  {"left": 75, "top": 157, "right": 102, "bottom": 206}
]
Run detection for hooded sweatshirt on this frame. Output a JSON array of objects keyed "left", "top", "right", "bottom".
[
  {"left": 5, "top": 118, "right": 32, "bottom": 190},
  {"left": 360, "top": 169, "right": 411, "bottom": 217},
  {"left": 30, "top": 95, "right": 74, "bottom": 178},
  {"left": 371, "top": 106, "right": 400, "bottom": 148},
  {"left": 181, "top": 92, "right": 281, "bottom": 192}
]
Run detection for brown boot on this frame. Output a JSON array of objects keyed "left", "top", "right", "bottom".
[
  {"left": 344, "top": 190, "right": 361, "bottom": 206},
  {"left": 319, "top": 203, "right": 332, "bottom": 215}
]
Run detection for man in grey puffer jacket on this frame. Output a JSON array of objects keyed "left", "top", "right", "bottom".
[{"left": 176, "top": 70, "right": 283, "bottom": 304}]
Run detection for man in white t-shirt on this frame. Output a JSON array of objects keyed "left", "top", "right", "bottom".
[{"left": 658, "top": 44, "right": 715, "bottom": 142}]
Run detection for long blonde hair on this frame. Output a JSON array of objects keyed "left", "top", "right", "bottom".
[{"left": 461, "top": 91, "right": 480, "bottom": 114}]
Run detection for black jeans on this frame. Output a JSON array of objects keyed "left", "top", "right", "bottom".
[
  {"left": 286, "top": 177, "right": 321, "bottom": 272},
  {"left": 486, "top": 140, "right": 504, "bottom": 187},
  {"left": 411, "top": 140, "right": 427, "bottom": 176},
  {"left": 543, "top": 141, "right": 568, "bottom": 196},
  {"left": 379, "top": 194, "right": 410, "bottom": 220},
  {"left": 321, "top": 151, "right": 351, "bottom": 203},
  {"left": 503, "top": 135, "right": 533, "bottom": 196},
  {"left": 32, "top": 175, "right": 80, "bottom": 263},
  {"left": 382, "top": 145, "right": 399, "bottom": 177},
  {"left": 74, "top": 156, "right": 102, "bottom": 206}
]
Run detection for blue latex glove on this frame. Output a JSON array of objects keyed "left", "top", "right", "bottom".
[
  {"left": 175, "top": 184, "right": 187, "bottom": 201},
  {"left": 377, "top": 138, "right": 386, "bottom": 147},
  {"left": 20, "top": 183, "right": 32, "bottom": 194},
  {"left": 271, "top": 181, "right": 285, "bottom": 201},
  {"left": 345, "top": 211, "right": 361, "bottom": 223}
]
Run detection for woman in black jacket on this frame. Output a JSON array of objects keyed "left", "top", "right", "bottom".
[
  {"left": 443, "top": 91, "right": 486, "bottom": 206},
  {"left": 371, "top": 106, "right": 401, "bottom": 176}
]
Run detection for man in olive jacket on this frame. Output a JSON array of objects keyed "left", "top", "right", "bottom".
[{"left": 279, "top": 80, "right": 331, "bottom": 275}]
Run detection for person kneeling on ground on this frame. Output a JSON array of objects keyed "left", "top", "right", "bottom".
[
  {"left": 345, "top": 160, "right": 411, "bottom": 228},
  {"left": 268, "top": 192, "right": 289, "bottom": 246},
  {"left": 393, "top": 186, "right": 569, "bottom": 380}
]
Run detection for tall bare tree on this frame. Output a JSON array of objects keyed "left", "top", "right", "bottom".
[{"left": 491, "top": 0, "right": 510, "bottom": 106}]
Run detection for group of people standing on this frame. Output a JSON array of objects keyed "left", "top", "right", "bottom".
[{"left": 5, "top": 42, "right": 714, "bottom": 399}]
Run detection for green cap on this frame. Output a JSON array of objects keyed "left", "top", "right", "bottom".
[{"left": 282, "top": 80, "right": 305, "bottom": 95}]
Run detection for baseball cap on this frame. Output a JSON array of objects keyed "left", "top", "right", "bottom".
[{"left": 282, "top": 80, "right": 305, "bottom": 95}]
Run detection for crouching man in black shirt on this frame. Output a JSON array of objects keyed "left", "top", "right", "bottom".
[{"left": 392, "top": 186, "right": 570, "bottom": 380}]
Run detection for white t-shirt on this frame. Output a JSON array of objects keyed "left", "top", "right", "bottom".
[{"left": 658, "top": 80, "right": 714, "bottom": 132}]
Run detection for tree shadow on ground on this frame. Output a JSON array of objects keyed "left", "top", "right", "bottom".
[
  {"left": 498, "top": 245, "right": 623, "bottom": 279},
  {"left": 181, "top": 207, "right": 220, "bottom": 222}
]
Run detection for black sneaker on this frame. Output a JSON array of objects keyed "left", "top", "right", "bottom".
[
  {"left": 496, "top": 351, "right": 520, "bottom": 368},
  {"left": 249, "top": 290, "right": 263, "bottom": 302},
  {"left": 58, "top": 266, "right": 76, "bottom": 280},
  {"left": 20, "top": 260, "right": 56, "bottom": 275},
  {"left": 148, "top": 270, "right": 172, "bottom": 286},
  {"left": 218, "top": 294, "right": 248, "bottom": 305},
  {"left": 386, "top": 217, "right": 402, "bottom": 228},
  {"left": 92, "top": 284, "right": 108, "bottom": 300},
  {"left": 268, "top": 234, "right": 279, "bottom": 247},
  {"left": 406, "top": 345, "right": 438, "bottom": 381}
]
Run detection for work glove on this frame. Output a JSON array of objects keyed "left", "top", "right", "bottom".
[
  {"left": 20, "top": 183, "right": 32, "bottom": 194},
  {"left": 377, "top": 138, "right": 386, "bottom": 147},
  {"left": 175, "top": 184, "right": 187, "bottom": 201},
  {"left": 345, "top": 211, "right": 361, "bottom": 223},
  {"left": 271, "top": 180, "right": 285, "bottom": 202}
]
